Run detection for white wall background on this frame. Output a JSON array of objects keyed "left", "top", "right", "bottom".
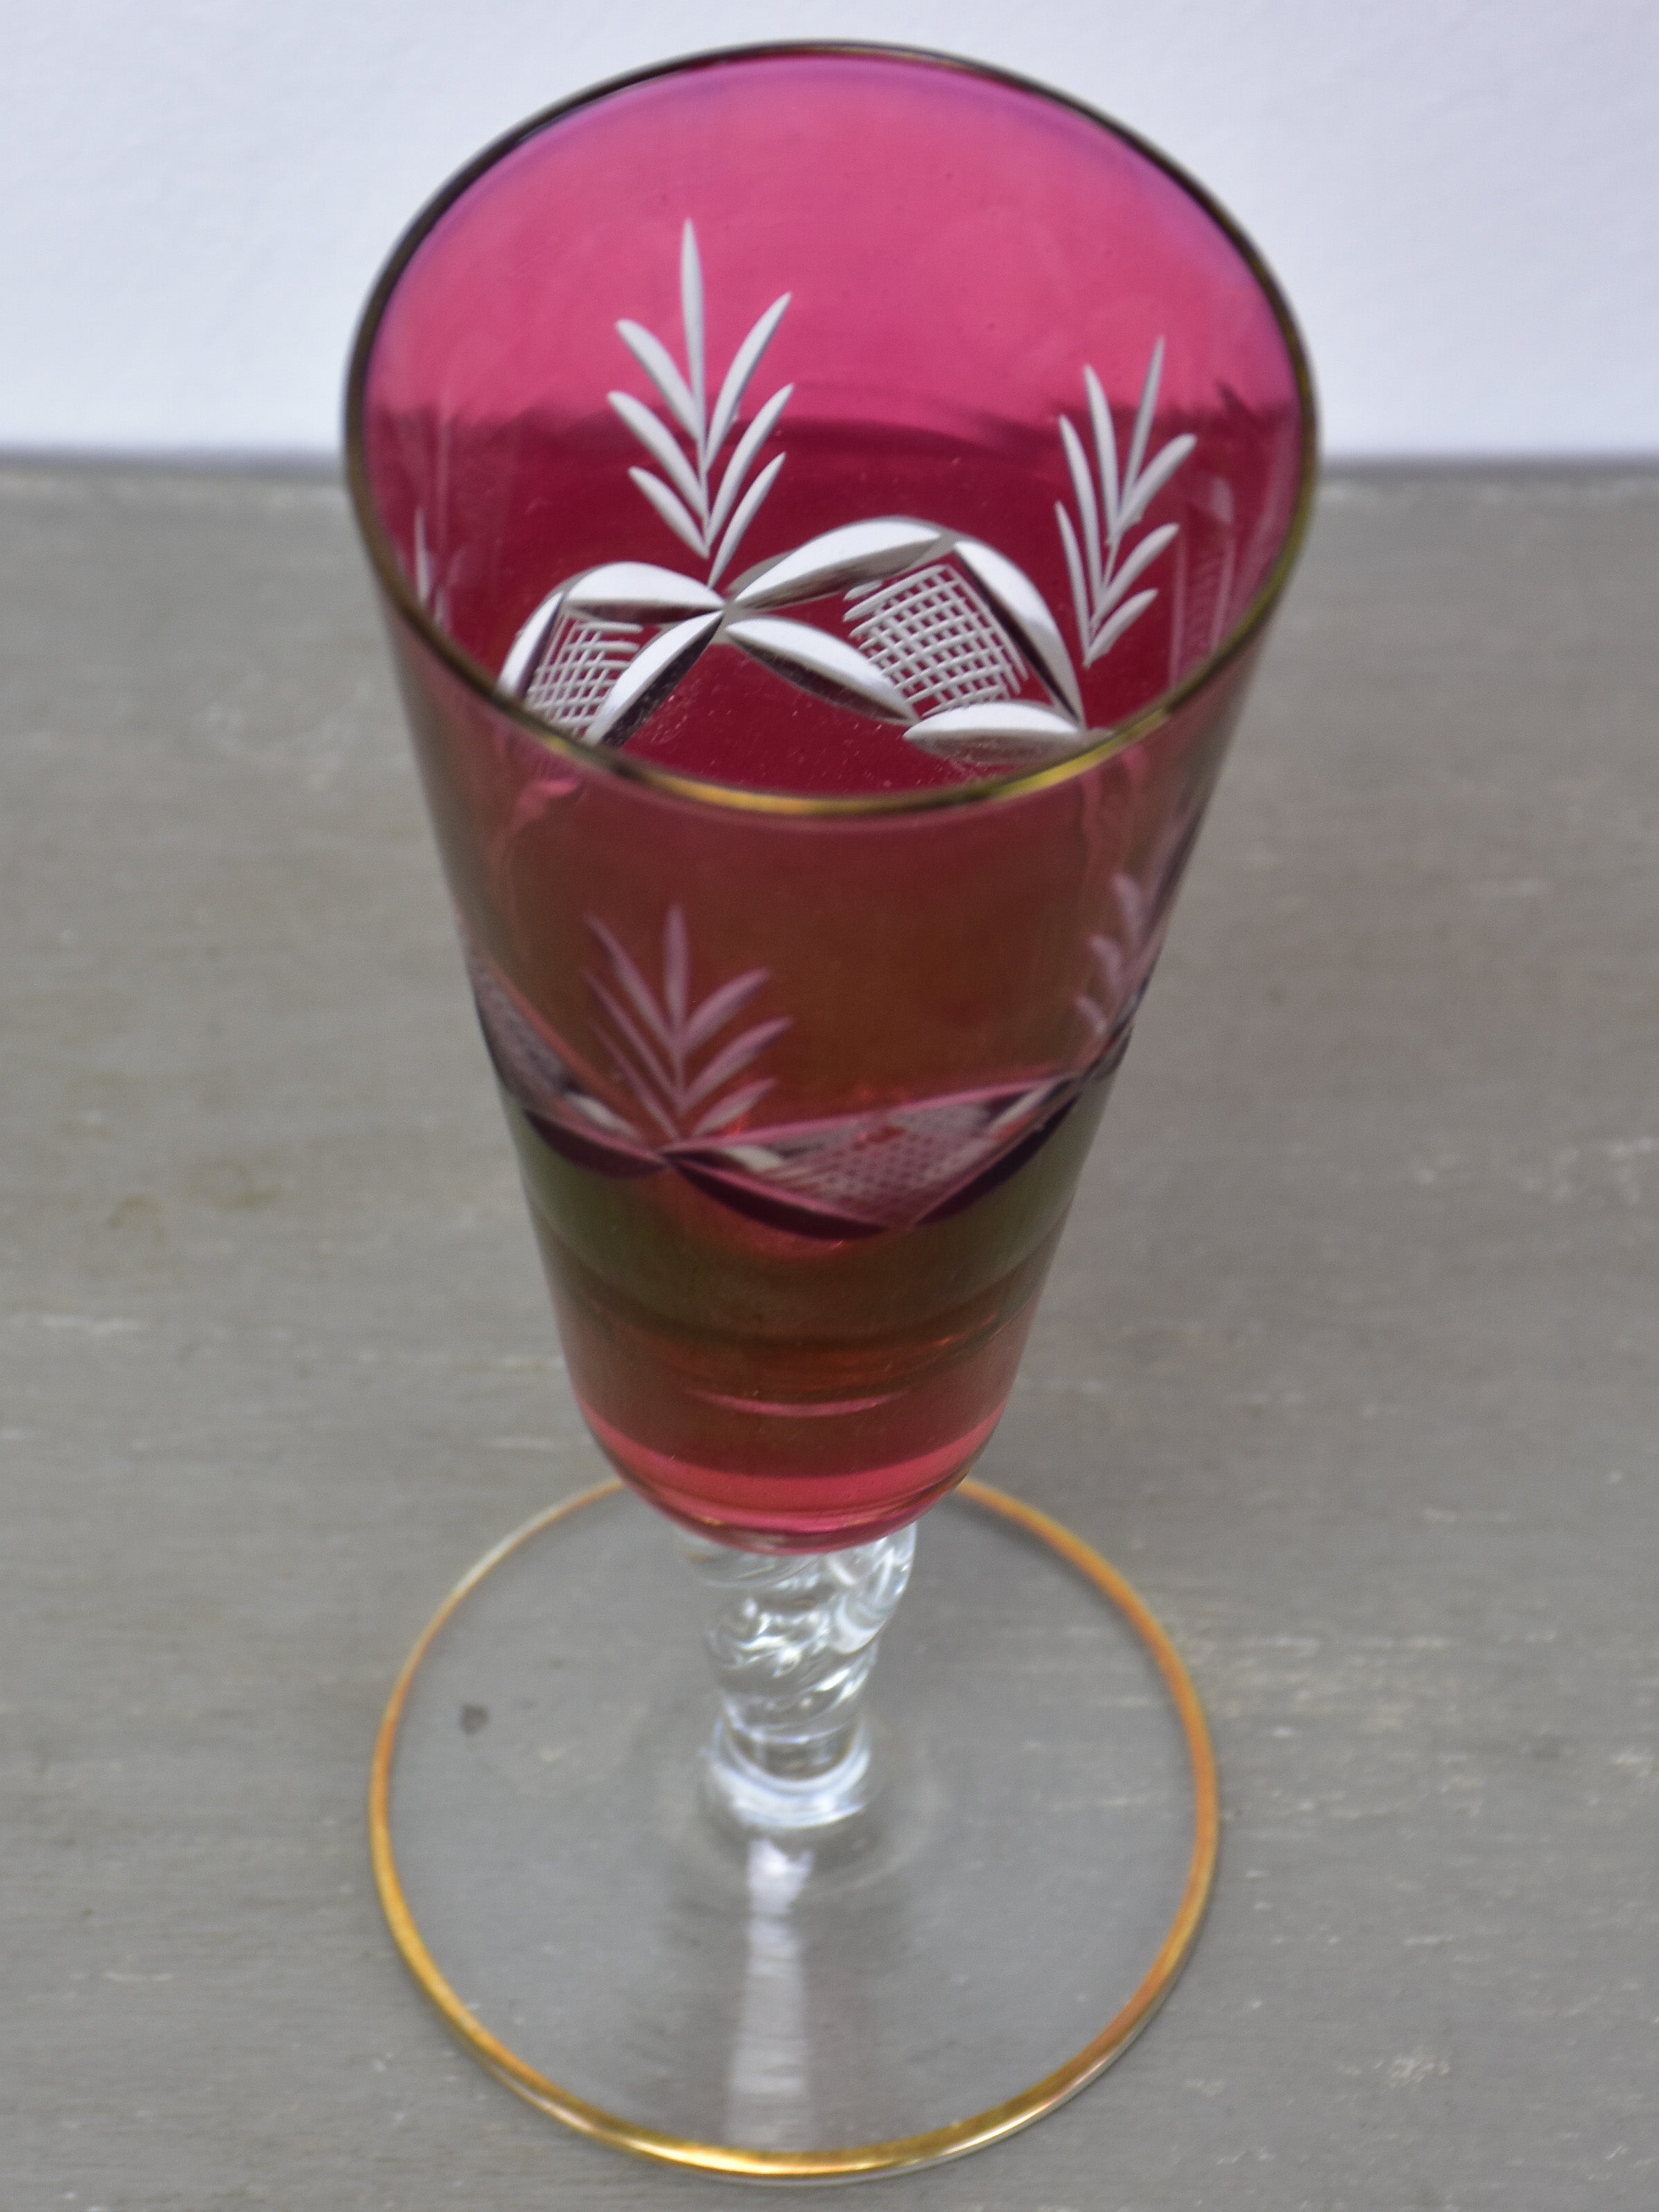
[{"left": 3, "top": 0, "right": 1655, "bottom": 458}]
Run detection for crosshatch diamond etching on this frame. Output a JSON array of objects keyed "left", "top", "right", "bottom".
[
  {"left": 455, "top": 220, "right": 1208, "bottom": 769},
  {"left": 846, "top": 565, "right": 1027, "bottom": 713},
  {"left": 522, "top": 612, "right": 642, "bottom": 732}
]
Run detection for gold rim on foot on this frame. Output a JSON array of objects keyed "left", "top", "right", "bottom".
[{"left": 368, "top": 1476, "right": 1219, "bottom": 2181}]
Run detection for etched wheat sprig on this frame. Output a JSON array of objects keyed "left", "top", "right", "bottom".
[
  {"left": 609, "top": 222, "right": 793, "bottom": 589},
  {"left": 1056, "top": 343, "right": 1195, "bottom": 667},
  {"left": 585, "top": 907, "right": 790, "bottom": 1140}
]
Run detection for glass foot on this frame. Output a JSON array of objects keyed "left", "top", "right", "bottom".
[{"left": 370, "top": 1480, "right": 1217, "bottom": 2180}]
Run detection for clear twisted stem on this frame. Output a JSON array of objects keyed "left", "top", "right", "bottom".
[{"left": 676, "top": 1525, "right": 917, "bottom": 1837}]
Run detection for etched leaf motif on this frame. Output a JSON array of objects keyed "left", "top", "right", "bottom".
[
  {"left": 609, "top": 222, "right": 793, "bottom": 585},
  {"left": 1059, "top": 416, "right": 1101, "bottom": 598},
  {"left": 1119, "top": 435, "right": 1195, "bottom": 532},
  {"left": 1058, "top": 346, "right": 1198, "bottom": 668},
  {"left": 1086, "top": 590, "right": 1157, "bottom": 663},
  {"left": 587, "top": 981, "right": 676, "bottom": 1135},
  {"left": 724, "top": 617, "right": 916, "bottom": 722},
  {"left": 708, "top": 455, "right": 786, "bottom": 588},
  {"left": 1093, "top": 523, "right": 1178, "bottom": 621},
  {"left": 586, "top": 918, "right": 673, "bottom": 1054},
  {"left": 907, "top": 700, "right": 1084, "bottom": 770},
  {"left": 586, "top": 908, "right": 790, "bottom": 1140},
  {"left": 564, "top": 565, "right": 724, "bottom": 620},
  {"left": 1125, "top": 338, "right": 1163, "bottom": 498},
  {"left": 952, "top": 539, "right": 1083, "bottom": 722},
  {"left": 615, "top": 319, "right": 701, "bottom": 443},
  {"left": 681, "top": 967, "right": 769, "bottom": 1053},
  {"left": 681, "top": 221, "right": 706, "bottom": 424},
  {"left": 627, "top": 468, "right": 705, "bottom": 558},
  {"left": 732, "top": 520, "right": 948, "bottom": 609},
  {"left": 708, "top": 295, "right": 792, "bottom": 457},
  {"left": 681, "top": 1017, "right": 792, "bottom": 1113},
  {"left": 586, "top": 612, "right": 723, "bottom": 748},
  {"left": 1055, "top": 504, "right": 1089, "bottom": 653},
  {"left": 909, "top": 701, "right": 1081, "bottom": 744},
  {"left": 708, "top": 387, "right": 793, "bottom": 542},
  {"left": 1086, "top": 366, "right": 1120, "bottom": 538},
  {"left": 607, "top": 390, "right": 705, "bottom": 514},
  {"left": 692, "top": 1078, "right": 774, "bottom": 1137}
]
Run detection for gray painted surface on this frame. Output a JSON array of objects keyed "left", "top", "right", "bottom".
[{"left": 1, "top": 462, "right": 1654, "bottom": 2207}]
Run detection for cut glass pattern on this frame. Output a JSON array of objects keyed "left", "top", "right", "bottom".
[
  {"left": 696, "top": 1084, "right": 1068, "bottom": 1226},
  {"left": 463, "top": 920, "right": 1124, "bottom": 1236},
  {"left": 585, "top": 907, "right": 788, "bottom": 1141},
  {"left": 1056, "top": 350, "right": 1195, "bottom": 668},
  {"left": 846, "top": 565, "right": 1026, "bottom": 712},
  {"left": 494, "top": 225, "right": 1208, "bottom": 763},
  {"left": 524, "top": 613, "right": 642, "bottom": 732}
]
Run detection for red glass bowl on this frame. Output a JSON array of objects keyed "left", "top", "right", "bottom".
[{"left": 347, "top": 44, "right": 1316, "bottom": 1547}]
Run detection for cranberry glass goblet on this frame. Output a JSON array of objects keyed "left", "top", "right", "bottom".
[{"left": 350, "top": 44, "right": 1313, "bottom": 2178}]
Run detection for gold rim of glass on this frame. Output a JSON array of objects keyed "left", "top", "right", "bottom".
[
  {"left": 368, "top": 1476, "right": 1220, "bottom": 2182},
  {"left": 343, "top": 38, "right": 1318, "bottom": 820}
]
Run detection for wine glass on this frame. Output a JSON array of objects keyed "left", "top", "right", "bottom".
[{"left": 349, "top": 41, "right": 1314, "bottom": 2178}]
